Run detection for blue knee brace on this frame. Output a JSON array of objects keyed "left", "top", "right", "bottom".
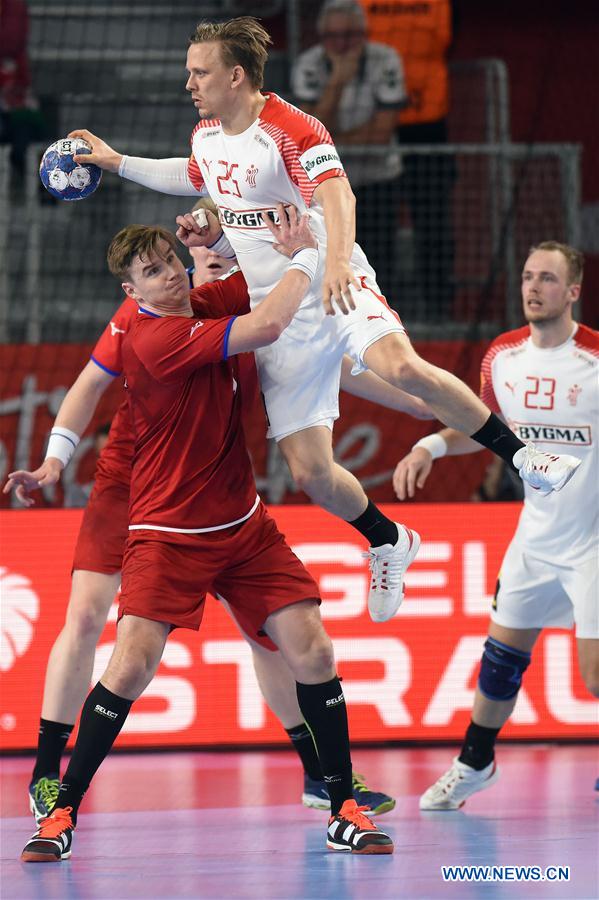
[{"left": 478, "top": 637, "right": 531, "bottom": 701}]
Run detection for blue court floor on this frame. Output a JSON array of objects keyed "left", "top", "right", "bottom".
[{"left": 1, "top": 745, "right": 598, "bottom": 899}]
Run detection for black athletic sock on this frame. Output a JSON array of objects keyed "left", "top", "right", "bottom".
[
  {"left": 470, "top": 412, "right": 525, "bottom": 471},
  {"left": 296, "top": 677, "right": 352, "bottom": 816},
  {"left": 285, "top": 723, "right": 323, "bottom": 781},
  {"left": 458, "top": 721, "right": 501, "bottom": 771},
  {"left": 56, "top": 682, "right": 132, "bottom": 823},
  {"left": 348, "top": 500, "right": 399, "bottom": 548},
  {"left": 31, "top": 719, "right": 74, "bottom": 783}
]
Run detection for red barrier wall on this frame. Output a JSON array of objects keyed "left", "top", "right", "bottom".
[{"left": 1, "top": 504, "right": 595, "bottom": 751}]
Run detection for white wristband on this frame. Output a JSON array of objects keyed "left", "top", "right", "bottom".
[
  {"left": 205, "top": 230, "right": 236, "bottom": 259},
  {"left": 45, "top": 427, "right": 80, "bottom": 467},
  {"left": 289, "top": 247, "right": 319, "bottom": 282},
  {"left": 413, "top": 433, "right": 448, "bottom": 460}
]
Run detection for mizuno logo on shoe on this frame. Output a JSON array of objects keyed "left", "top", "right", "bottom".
[{"left": 94, "top": 704, "right": 118, "bottom": 719}]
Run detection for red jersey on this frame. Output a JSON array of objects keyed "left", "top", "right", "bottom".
[
  {"left": 90, "top": 298, "right": 137, "bottom": 485},
  {"left": 123, "top": 278, "right": 256, "bottom": 532},
  {"left": 89, "top": 271, "right": 255, "bottom": 490}
]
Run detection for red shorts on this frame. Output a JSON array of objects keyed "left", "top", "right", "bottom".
[
  {"left": 72, "top": 474, "right": 129, "bottom": 574},
  {"left": 119, "top": 502, "right": 320, "bottom": 650}
]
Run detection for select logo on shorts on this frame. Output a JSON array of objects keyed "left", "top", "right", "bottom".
[
  {"left": 94, "top": 704, "right": 118, "bottom": 720},
  {"left": 299, "top": 144, "right": 344, "bottom": 182},
  {"left": 325, "top": 693, "right": 345, "bottom": 708},
  {"left": 512, "top": 422, "right": 591, "bottom": 446}
]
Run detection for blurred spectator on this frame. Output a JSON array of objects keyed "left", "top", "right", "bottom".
[
  {"left": 359, "top": 0, "right": 456, "bottom": 317},
  {"left": 292, "top": 0, "right": 407, "bottom": 303},
  {"left": 0, "top": 0, "right": 45, "bottom": 183}
]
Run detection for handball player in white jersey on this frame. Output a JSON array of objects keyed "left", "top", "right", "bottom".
[
  {"left": 69, "top": 17, "right": 580, "bottom": 623},
  {"left": 394, "top": 242, "right": 599, "bottom": 809}
]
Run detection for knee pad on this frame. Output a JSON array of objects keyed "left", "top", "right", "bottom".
[{"left": 478, "top": 637, "right": 531, "bottom": 701}]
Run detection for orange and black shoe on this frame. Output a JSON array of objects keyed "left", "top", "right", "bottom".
[
  {"left": 21, "top": 806, "right": 74, "bottom": 862},
  {"left": 327, "top": 798, "right": 394, "bottom": 854}
]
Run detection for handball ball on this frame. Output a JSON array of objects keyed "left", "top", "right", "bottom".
[{"left": 39, "top": 138, "right": 102, "bottom": 201}]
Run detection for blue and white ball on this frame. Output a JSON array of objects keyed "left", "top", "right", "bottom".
[{"left": 39, "top": 138, "right": 102, "bottom": 201}]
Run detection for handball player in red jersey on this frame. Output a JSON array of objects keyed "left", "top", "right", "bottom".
[{"left": 19, "top": 208, "right": 395, "bottom": 861}]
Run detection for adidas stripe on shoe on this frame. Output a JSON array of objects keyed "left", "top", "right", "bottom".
[
  {"left": 327, "top": 799, "right": 394, "bottom": 854},
  {"left": 21, "top": 806, "right": 74, "bottom": 862}
]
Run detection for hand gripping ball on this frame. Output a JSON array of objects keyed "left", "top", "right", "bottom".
[{"left": 39, "top": 138, "right": 102, "bottom": 201}]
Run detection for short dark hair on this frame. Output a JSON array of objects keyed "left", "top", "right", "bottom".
[
  {"left": 527, "top": 241, "right": 584, "bottom": 285},
  {"left": 189, "top": 17, "right": 272, "bottom": 90},
  {"left": 107, "top": 225, "right": 178, "bottom": 279}
]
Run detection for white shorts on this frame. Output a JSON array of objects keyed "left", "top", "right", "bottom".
[
  {"left": 254, "top": 266, "right": 404, "bottom": 440},
  {"left": 491, "top": 539, "right": 599, "bottom": 639}
]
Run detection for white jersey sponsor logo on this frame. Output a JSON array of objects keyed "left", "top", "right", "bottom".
[
  {"left": 298, "top": 143, "right": 343, "bottom": 181},
  {"left": 190, "top": 321, "right": 204, "bottom": 338},
  {"left": 110, "top": 322, "right": 126, "bottom": 336},
  {"left": 511, "top": 422, "right": 592, "bottom": 446}
]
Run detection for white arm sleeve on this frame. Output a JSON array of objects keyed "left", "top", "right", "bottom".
[{"left": 118, "top": 156, "right": 206, "bottom": 196}]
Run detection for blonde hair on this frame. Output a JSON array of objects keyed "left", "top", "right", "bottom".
[
  {"left": 189, "top": 17, "right": 272, "bottom": 90},
  {"left": 107, "top": 225, "right": 177, "bottom": 279},
  {"left": 528, "top": 241, "right": 584, "bottom": 285},
  {"left": 192, "top": 197, "right": 219, "bottom": 217}
]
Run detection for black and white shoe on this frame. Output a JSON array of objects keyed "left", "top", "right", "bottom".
[
  {"left": 21, "top": 806, "right": 74, "bottom": 862},
  {"left": 327, "top": 798, "right": 394, "bottom": 854}
]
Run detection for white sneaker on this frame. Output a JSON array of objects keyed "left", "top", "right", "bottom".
[
  {"left": 513, "top": 442, "right": 581, "bottom": 496},
  {"left": 419, "top": 757, "right": 500, "bottom": 810},
  {"left": 364, "top": 525, "right": 420, "bottom": 623}
]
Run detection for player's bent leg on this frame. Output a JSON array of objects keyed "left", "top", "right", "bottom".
[
  {"left": 279, "top": 426, "right": 419, "bottom": 623},
  {"left": 244, "top": 628, "right": 396, "bottom": 815},
  {"left": 420, "top": 624, "right": 539, "bottom": 811},
  {"left": 264, "top": 602, "right": 393, "bottom": 853},
  {"left": 41, "top": 570, "right": 121, "bottom": 723},
  {"left": 576, "top": 638, "right": 599, "bottom": 697},
  {"left": 264, "top": 599, "right": 335, "bottom": 684},
  {"left": 278, "top": 426, "right": 367, "bottom": 520},
  {"left": 29, "top": 570, "right": 121, "bottom": 824},
  {"left": 363, "top": 332, "right": 491, "bottom": 435},
  {"left": 22, "top": 616, "right": 169, "bottom": 863},
  {"left": 101, "top": 614, "right": 170, "bottom": 700}
]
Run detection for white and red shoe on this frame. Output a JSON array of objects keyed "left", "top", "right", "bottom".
[
  {"left": 364, "top": 524, "right": 420, "bottom": 623},
  {"left": 513, "top": 443, "right": 581, "bottom": 496},
  {"left": 419, "top": 758, "right": 500, "bottom": 810}
]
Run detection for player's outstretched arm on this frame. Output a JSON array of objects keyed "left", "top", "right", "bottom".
[
  {"left": 226, "top": 205, "right": 318, "bottom": 355},
  {"left": 340, "top": 357, "right": 434, "bottom": 419},
  {"left": 393, "top": 429, "right": 482, "bottom": 500},
  {"left": 313, "top": 177, "right": 360, "bottom": 317},
  {"left": 3, "top": 361, "right": 114, "bottom": 507},
  {"left": 68, "top": 129, "right": 200, "bottom": 196}
]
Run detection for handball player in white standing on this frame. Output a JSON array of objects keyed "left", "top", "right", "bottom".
[{"left": 393, "top": 242, "right": 599, "bottom": 809}]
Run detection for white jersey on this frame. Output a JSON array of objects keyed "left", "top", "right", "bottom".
[
  {"left": 186, "top": 92, "right": 404, "bottom": 442},
  {"left": 187, "top": 92, "right": 372, "bottom": 313},
  {"left": 480, "top": 323, "right": 599, "bottom": 565}
]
